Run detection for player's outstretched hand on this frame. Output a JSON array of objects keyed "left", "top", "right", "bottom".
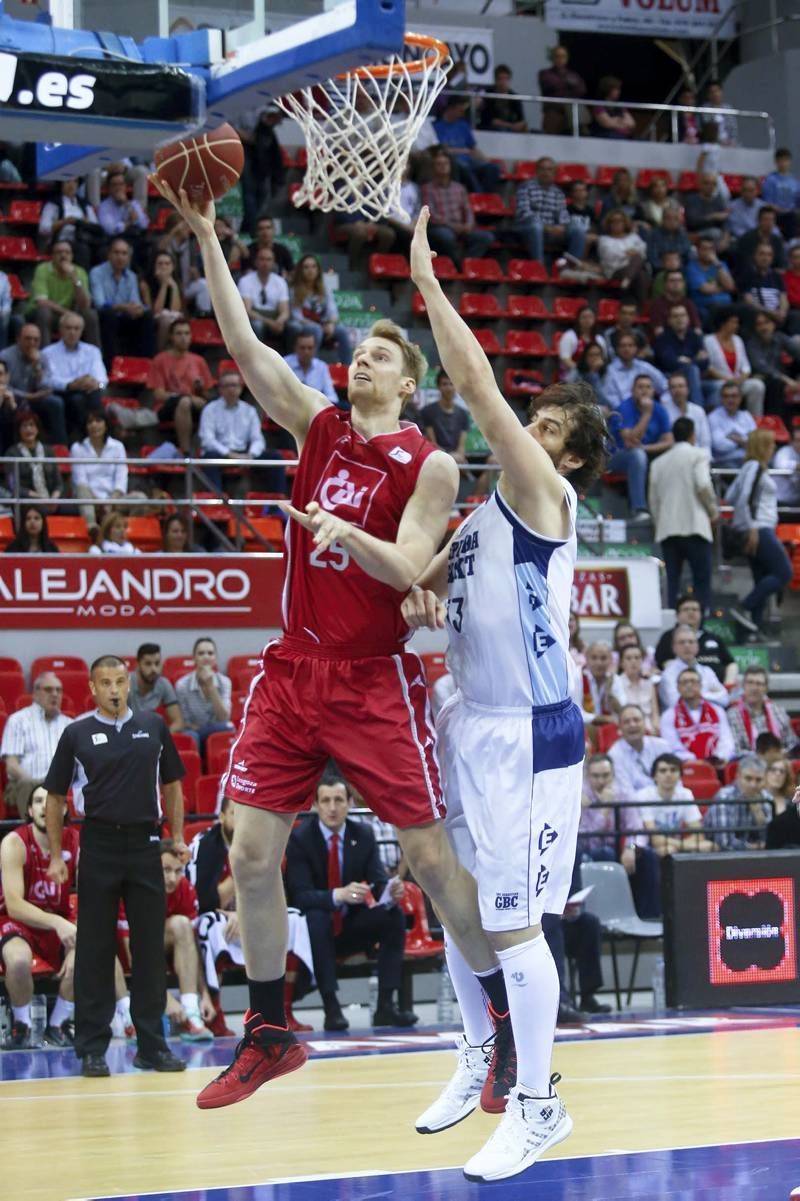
[
  {"left": 149, "top": 174, "right": 216, "bottom": 240},
  {"left": 279, "top": 500, "right": 352, "bottom": 553},
  {"left": 401, "top": 585, "right": 446, "bottom": 630},
  {"left": 410, "top": 206, "right": 437, "bottom": 286}
]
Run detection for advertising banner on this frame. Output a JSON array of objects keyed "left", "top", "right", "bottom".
[
  {"left": 571, "top": 557, "right": 662, "bottom": 629},
  {"left": 415, "top": 24, "right": 495, "bottom": 86},
  {"left": 544, "top": 0, "right": 736, "bottom": 41}
]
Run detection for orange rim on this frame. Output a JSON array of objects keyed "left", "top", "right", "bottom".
[{"left": 337, "top": 32, "right": 450, "bottom": 81}]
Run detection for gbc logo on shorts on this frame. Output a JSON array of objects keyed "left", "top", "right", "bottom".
[{"left": 494, "top": 892, "right": 519, "bottom": 910}]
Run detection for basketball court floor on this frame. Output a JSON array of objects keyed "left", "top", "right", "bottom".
[{"left": 3, "top": 1009, "right": 799, "bottom": 1200}]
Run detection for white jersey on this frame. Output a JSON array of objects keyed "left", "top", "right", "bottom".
[{"left": 445, "top": 482, "right": 579, "bottom": 710}]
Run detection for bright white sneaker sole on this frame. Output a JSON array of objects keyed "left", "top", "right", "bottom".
[
  {"left": 463, "top": 1112, "right": 573, "bottom": 1182},
  {"left": 416, "top": 1090, "right": 482, "bottom": 1135}
]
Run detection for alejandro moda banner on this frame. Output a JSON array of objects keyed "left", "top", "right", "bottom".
[
  {"left": 545, "top": 0, "right": 737, "bottom": 41},
  {"left": 0, "top": 556, "right": 284, "bottom": 629}
]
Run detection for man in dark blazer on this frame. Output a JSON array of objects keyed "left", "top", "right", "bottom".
[{"left": 285, "top": 775, "right": 417, "bottom": 1031}]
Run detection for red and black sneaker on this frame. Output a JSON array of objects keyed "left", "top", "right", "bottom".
[
  {"left": 480, "top": 1006, "right": 517, "bottom": 1114},
  {"left": 196, "top": 1009, "right": 308, "bottom": 1109}
]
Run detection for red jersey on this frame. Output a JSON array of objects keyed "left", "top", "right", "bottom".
[
  {"left": 282, "top": 406, "right": 437, "bottom": 654},
  {"left": 166, "top": 876, "right": 199, "bottom": 921},
  {"left": 0, "top": 824, "right": 79, "bottom": 918}
]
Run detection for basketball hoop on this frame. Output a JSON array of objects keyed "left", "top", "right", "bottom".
[{"left": 277, "top": 33, "right": 452, "bottom": 223}]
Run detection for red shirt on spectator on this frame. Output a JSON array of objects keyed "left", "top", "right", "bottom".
[
  {"left": 785, "top": 269, "right": 800, "bottom": 309},
  {"left": 146, "top": 350, "right": 214, "bottom": 398}
]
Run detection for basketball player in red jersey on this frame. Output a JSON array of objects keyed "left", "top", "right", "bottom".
[
  {"left": 0, "top": 785, "right": 80, "bottom": 1048},
  {"left": 153, "top": 179, "right": 501, "bottom": 1111}
]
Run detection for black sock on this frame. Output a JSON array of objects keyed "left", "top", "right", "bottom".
[
  {"left": 477, "top": 968, "right": 509, "bottom": 1018},
  {"left": 321, "top": 991, "right": 340, "bottom": 1013},
  {"left": 247, "top": 976, "right": 286, "bottom": 1028},
  {"left": 377, "top": 988, "right": 393, "bottom": 1010}
]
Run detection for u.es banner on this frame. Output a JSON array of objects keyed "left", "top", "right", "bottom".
[{"left": 544, "top": 0, "right": 737, "bottom": 41}]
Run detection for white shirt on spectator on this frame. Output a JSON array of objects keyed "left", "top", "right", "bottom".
[
  {"left": 70, "top": 435, "right": 128, "bottom": 497},
  {"left": 604, "top": 358, "right": 668, "bottom": 409},
  {"left": 39, "top": 195, "right": 97, "bottom": 241},
  {"left": 283, "top": 353, "right": 338, "bottom": 405},
  {"left": 0, "top": 702, "right": 72, "bottom": 779},
  {"left": 773, "top": 441, "right": 800, "bottom": 504},
  {"left": 708, "top": 406, "right": 757, "bottom": 465},
  {"left": 42, "top": 339, "right": 108, "bottom": 392},
  {"left": 88, "top": 539, "right": 140, "bottom": 556},
  {"left": 658, "top": 658, "right": 730, "bottom": 709},
  {"left": 608, "top": 734, "right": 671, "bottom": 798},
  {"left": 659, "top": 701, "right": 734, "bottom": 761},
  {"left": 199, "top": 398, "right": 265, "bottom": 458},
  {"left": 176, "top": 670, "right": 232, "bottom": 728},
  {"left": 633, "top": 783, "right": 702, "bottom": 829},
  {"left": 660, "top": 395, "right": 711, "bottom": 456},
  {"left": 238, "top": 270, "right": 289, "bottom": 314}
]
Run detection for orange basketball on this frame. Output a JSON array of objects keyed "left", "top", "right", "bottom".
[{"left": 154, "top": 123, "right": 244, "bottom": 204}]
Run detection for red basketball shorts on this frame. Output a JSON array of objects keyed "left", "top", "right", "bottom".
[
  {"left": 220, "top": 639, "right": 445, "bottom": 828},
  {"left": 0, "top": 918, "right": 62, "bottom": 968}
]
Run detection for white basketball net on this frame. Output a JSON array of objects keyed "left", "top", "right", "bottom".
[{"left": 277, "top": 38, "right": 452, "bottom": 224}]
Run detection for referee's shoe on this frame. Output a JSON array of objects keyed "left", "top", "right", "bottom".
[{"left": 133, "top": 1048, "right": 186, "bottom": 1072}]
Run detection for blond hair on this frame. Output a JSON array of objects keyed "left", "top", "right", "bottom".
[
  {"left": 368, "top": 319, "right": 428, "bottom": 387},
  {"left": 745, "top": 428, "right": 775, "bottom": 465}
]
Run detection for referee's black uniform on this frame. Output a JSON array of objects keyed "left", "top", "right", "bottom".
[{"left": 44, "top": 708, "right": 185, "bottom": 1066}]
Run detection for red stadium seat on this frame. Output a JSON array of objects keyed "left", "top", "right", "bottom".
[
  {"left": 509, "top": 160, "right": 538, "bottom": 181},
  {"left": 461, "top": 258, "right": 506, "bottom": 284},
  {"left": 162, "top": 656, "right": 195, "bottom": 684},
  {"left": 231, "top": 667, "right": 259, "bottom": 693},
  {"left": 0, "top": 672, "right": 25, "bottom": 711},
  {"left": 368, "top": 253, "right": 410, "bottom": 280},
  {"left": 505, "top": 295, "right": 549, "bottom": 321},
  {"left": 399, "top": 881, "right": 444, "bottom": 959},
  {"left": 328, "top": 362, "right": 349, "bottom": 390},
  {"left": 755, "top": 415, "right": 790, "bottom": 444},
  {"left": 635, "top": 169, "right": 672, "bottom": 190},
  {"left": 170, "top": 732, "right": 197, "bottom": 755},
  {"left": 0, "top": 514, "right": 13, "bottom": 550},
  {"left": 594, "top": 166, "right": 617, "bottom": 189},
  {"left": 411, "top": 292, "right": 427, "bottom": 317},
  {"left": 468, "top": 192, "right": 513, "bottom": 219},
  {"left": 0, "top": 656, "right": 23, "bottom": 676},
  {"left": 681, "top": 760, "right": 720, "bottom": 801},
  {"left": 6, "top": 272, "right": 28, "bottom": 300},
  {"left": 458, "top": 292, "right": 505, "bottom": 320},
  {"left": 31, "top": 655, "right": 88, "bottom": 678},
  {"left": 179, "top": 749, "right": 202, "bottom": 811},
  {"left": 227, "top": 654, "right": 262, "bottom": 678},
  {"left": 421, "top": 652, "right": 448, "bottom": 686},
  {"left": 190, "top": 318, "right": 225, "bottom": 347},
  {"left": 231, "top": 692, "right": 246, "bottom": 725},
  {"left": 503, "top": 367, "right": 544, "bottom": 400},
  {"left": 722, "top": 761, "right": 738, "bottom": 786},
  {"left": 243, "top": 517, "right": 285, "bottom": 548},
  {"left": 432, "top": 255, "right": 462, "bottom": 281},
  {"left": 125, "top": 517, "right": 162, "bottom": 552},
  {"left": 0, "top": 235, "right": 43, "bottom": 262},
  {"left": 595, "top": 724, "right": 620, "bottom": 753},
  {"left": 206, "top": 729, "right": 236, "bottom": 765},
  {"left": 46, "top": 516, "right": 90, "bottom": 553},
  {"left": 4, "top": 199, "right": 43, "bottom": 224},
  {"left": 503, "top": 331, "right": 549, "bottom": 358},
  {"left": 471, "top": 328, "right": 502, "bottom": 356},
  {"left": 185, "top": 818, "right": 215, "bottom": 844},
  {"left": 109, "top": 356, "right": 151, "bottom": 386},
  {"left": 552, "top": 296, "right": 588, "bottom": 322},
  {"left": 555, "top": 163, "right": 593, "bottom": 187},
  {"left": 195, "top": 774, "right": 222, "bottom": 815},
  {"left": 677, "top": 171, "right": 698, "bottom": 192},
  {"left": 506, "top": 259, "right": 549, "bottom": 286},
  {"left": 596, "top": 298, "right": 621, "bottom": 324},
  {"left": 723, "top": 173, "right": 743, "bottom": 196}
]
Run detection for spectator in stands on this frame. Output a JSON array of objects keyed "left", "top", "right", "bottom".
[
  {"left": 96, "top": 169, "right": 149, "bottom": 261},
  {"left": 565, "top": 181, "right": 597, "bottom": 253},
  {"left": 3, "top": 504, "right": 59, "bottom": 554},
  {"left": 543, "top": 897, "right": 610, "bottom": 1018},
  {"left": 704, "top": 314, "right": 765, "bottom": 415},
  {"left": 557, "top": 306, "right": 606, "bottom": 382},
  {"left": 285, "top": 775, "right": 413, "bottom": 1031},
  {"left": 420, "top": 147, "right": 492, "bottom": 269},
  {"left": 766, "top": 790, "right": 800, "bottom": 849},
  {"left": 0, "top": 323, "right": 67, "bottom": 445},
  {"left": 704, "top": 754, "right": 771, "bottom": 850},
  {"left": 421, "top": 369, "right": 470, "bottom": 465},
  {"left": 783, "top": 245, "right": 800, "bottom": 336},
  {"left": 238, "top": 104, "right": 286, "bottom": 235},
  {"left": 432, "top": 95, "right": 501, "bottom": 193},
  {"left": 755, "top": 731, "right": 784, "bottom": 766},
  {"left": 636, "top": 754, "right": 716, "bottom": 855},
  {"left": 0, "top": 785, "right": 79, "bottom": 1048},
  {"left": 764, "top": 757, "right": 797, "bottom": 815},
  {"left": 597, "top": 210, "right": 648, "bottom": 303},
  {"left": 237, "top": 246, "right": 291, "bottom": 350},
  {"left": 660, "top": 666, "right": 734, "bottom": 764},
  {"left": 608, "top": 703, "right": 670, "bottom": 797},
  {"left": 639, "top": 176, "right": 673, "bottom": 230},
  {"left": 648, "top": 417, "right": 717, "bottom": 614},
  {"left": 0, "top": 266, "right": 10, "bottom": 351},
  {"left": 538, "top": 44, "right": 586, "bottom": 136},
  {"left": 88, "top": 510, "right": 140, "bottom": 556},
  {"left": 687, "top": 240, "right": 734, "bottom": 330},
  {"left": 726, "top": 176, "right": 764, "bottom": 243},
  {"left": 157, "top": 213, "right": 210, "bottom": 315},
  {"left": 0, "top": 357, "right": 15, "bottom": 451},
  {"left": 695, "top": 122, "right": 729, "bottom": 203},
  {"left": 288, "top": 255, "right": 352, "bottom": 365},
  {"left": 604, "top": 333, "right": 667, "bottom": 409},
  {"left": 579, "top": 753, "right": 621, "bottom": 863},
  {"left": 684, "top": 173, "right": 730, "bottom": 251},
  {"left": 145, "top": 317, "right": 215, "bottom": 455},
  {"left": 38, "top": 177, "right": 100, "bottom": 271},
  {"left": 655, "top": 594, "right": 737, "bottom": 685},
  {"left": 0, "top": 142, "right": 21, "bottom": 184},
  {"left": 607, "top": 298, "right": 651, "bottom": 359},
  {"left": 646, "top": 205, "right": 691, "bottom": 274},
  {"left": 161, "top": 513, "right": 197, "bottom": 554},
  {"left": 727, "top": 666, "right": 794, "bottom": 757},
  {"left": 652, "top": 304, "right": 709, "bottom": 406},
  {"left": 29, "top": 239, "right": 99, "bottom": 348},
  {"left": 478, "top": 64, "right": 526, "bottom": 133},
  {"left": 610, "top": 643, "right": 659, "bottom": 733},
  {"left": 189, "top": 795, "right": 236, "bottom": 915},
  {"left": 215, "top": 215, "right": 248, "bottom": 279},
  {"left": 590, "top": 76, "right": 635, "bottom": 139},
  {"left": 739, "top": 241, "right": 789, "bottom": 329},
  {"left": 598, "top": 170, "right": 641, "bottom": 224},
  {"left": 158, "top": 841, "right": 214, "bottom": 1040},
  {"left": 129, "top": 643, "right": 184, "bottom": 732},
  {"left": 0, "top": 673, "right": 72, "bottom": 818},
  {"left": 42, "top": 311, "right": 106, "bottom": 438},
  {"left": 578, "top": 641, "right": 616, "bottom": 738},
  {"left": 140, "top": 250, "right": 184, "bottom": 352},
  {"left": 649, "top": 270, "right": 702, "bottom": 337},
  {"left": 246, "top": 216, "right": 294, "bottom": 278},
  {"left": 512, "top": 155, "right": 586, "bottom": 266},
  {"left": 198, "top": 368, "right": 266, "bottom": 494},
  {"left": 89, "top": 238, "right": 154, "bottom": 363},
  {"left": 176, "top": 636, "right": 233, "bottom": 754},
  {"left": 746, "top": 311, "right": 800, "bottom": 418},
  {"left": 569, "top": 609, "right": 586, "bottom": 669},
  {"left": 611, "top": 621, "right": 656, "bottom": 676},
  {"left": 5, "top": 409, "right": 62, "bottom": 503},
  {"left": 677, "top": 83, "right": 700, "bottom": 145},
  {"left": 761, "top": 147, "right": 800, "bottom": 240},
  {"left": 726, "top": 428, "right": 793, "bottom": 637},
  {"left": 774, "top": 423, "right": 800, "bottom": 506},
  {"left": 70, "top": 409, "right": 139, "bottom": 527},
  {"left": 284, "top": 330, "right": 338, "bottom": 406},
  {"left": 702, "top": 80, "right": 737, "bottom": 146},
  {"left": 577, "top": 343, "right": 610, "bottom": 408},
  {"left": 651, "top": 249, "right": 684, "bottom": 298},
  {"left": 607, "top": 374, "right": 673, "bottom": 521},
  {"left": 710, "top": 382, "right": 757, "bottom": 468},
  {"left": 658, "top": 626, "right": 731, "bottom": 711},
  {"left": 661, "top": 373, "right": 711, "bottom": 457}
]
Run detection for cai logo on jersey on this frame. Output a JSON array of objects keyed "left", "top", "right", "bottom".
[{"left": 313, "top": 451, "right": 387, "bottom": 529}]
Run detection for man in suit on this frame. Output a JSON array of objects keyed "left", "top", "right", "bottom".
[{"left": 285, "top": 775, "right": 416, "bottom": 1032}]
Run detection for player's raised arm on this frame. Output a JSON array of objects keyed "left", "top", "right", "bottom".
[
  {"left": 151, "top": 178, "right": 327, "bottom": 444},
  {"left": 410, "top": 207, "right": 565, "bottom": 517}
]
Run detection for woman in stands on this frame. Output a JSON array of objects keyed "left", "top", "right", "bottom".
[
  {"left": 70, "top": 409, "right": 145, "bottom": 528},
  {"left": 161, "top": 513, "right": 200, "bottom": 554},
  {"left": 764, "top": 757, "right": 796, "bottom": 816},
  {"left": 640, "top": 176, "right": 674, "bottom": 230},
  {"left": 576, "top": 343, "right": 611, "bottom": 409},
  {"left": 3, "top": 504, "right": 59, "bottom": 554},
  {"left": 5, "top": 409, "right": 62, "bottom": 504},
  {"left": 568, "top": 610, "right": 586, "bottom": 669},
  {"left": 612, "top": 620, "right": 656, "bottom": 675},
  {"left": 591, "top": 77, "right": 636, "bottom": 140},
  {"left": 141, "top": 250, "right": 184, "bottom": 351},
  {"left": 597, "top": 209, "right": 648, "bottom": 303},
  {"left": 88, "top": 509, "right": 140, "bottom": 556},
  {"left": 558, "top": 305, "right": 607, "bottom": 382},
  {"left": 703, "top": 308, "right": 765, "bottom": 413},
  {"left": 288, "top": 254, "right": 352, "bottom": 365},
  {"left": 611, "top": 643, "right": 660, "bottom": 734}
]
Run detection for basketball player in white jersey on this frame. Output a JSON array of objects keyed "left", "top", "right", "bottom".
[{"left": 403, "top": 209, "right": 609, "bottom": 1183}]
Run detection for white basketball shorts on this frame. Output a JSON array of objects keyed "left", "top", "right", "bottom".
[{"left": 438, "top": 692, "right": 585, "bottom": 932}]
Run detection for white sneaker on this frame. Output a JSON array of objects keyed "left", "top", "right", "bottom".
[
  {"left": 463, "top": 1077, "right": 572, "bottom": 1182},
  {"left": 415, "top": 1035, "right": 490, "bottom": 1134}
]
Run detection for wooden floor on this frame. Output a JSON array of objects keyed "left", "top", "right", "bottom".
[{"left": 2, "top": 1021, "right": 800, "bottom": 1200}]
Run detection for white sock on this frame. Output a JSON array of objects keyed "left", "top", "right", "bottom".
[
  {"left": 444, "top": 934, "right": 494, "bottom": 1047},
  {"left": 115, "top": 995, "right": 131, "bottom": 1021},
  {"left": 181, "top": 992, "right": 201, "bottom": 1020},
  {"left": 12, "top": 1004, "right": 31, "bottom": 1026},
  {"left": 496, "top": 932, "right": 560, "bottom": 1097},
  {"left": 50, "top": 997, "right": 74, "bottom": 1027}
]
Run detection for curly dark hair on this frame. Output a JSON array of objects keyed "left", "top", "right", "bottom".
[{"left": 529, "top": 381, "right": 610, "bottom": 492}]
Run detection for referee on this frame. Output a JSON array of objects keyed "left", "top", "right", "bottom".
[{"left": 44, "top": 654, "right": 187, "bottom": 1078}]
